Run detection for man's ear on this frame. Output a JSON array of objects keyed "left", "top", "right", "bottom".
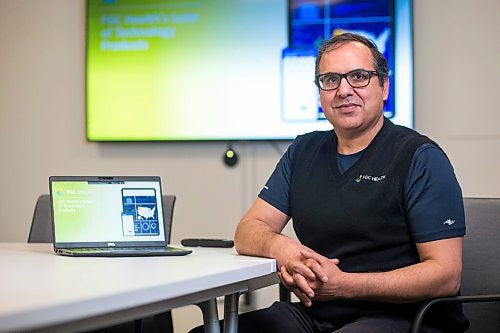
[{"left": 383, "top": 77, "right": 390, "bottom": 102}]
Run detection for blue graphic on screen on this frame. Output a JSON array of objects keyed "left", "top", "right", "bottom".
[
  {"left": 121, "top": 188, "right": 159, "bottom": 236},
  {"left": 282, "top": 0, "right": 395, "bottom": 121}
]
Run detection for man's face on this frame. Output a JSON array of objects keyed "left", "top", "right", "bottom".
[{"left": 318, "top": 42, "right": 389, "bottom": 136}]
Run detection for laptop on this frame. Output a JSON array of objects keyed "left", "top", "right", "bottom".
[{"left": 49, "top": 176, "right": 192, "bottom": 257}]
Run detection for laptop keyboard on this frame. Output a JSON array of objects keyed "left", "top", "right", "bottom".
[
  {"left": 56, "top": 245, "right": 191, "bottom": 257},
  {"left": 73, "top": 247, "right": 168, "bottom": 253}
]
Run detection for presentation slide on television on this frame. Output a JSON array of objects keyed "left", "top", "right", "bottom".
[
  {"left": 52, "top": 181, "right": 165, "bottom": 242},
  {"left": 87, "top": 0, "right": 412, "bottom": 141}
]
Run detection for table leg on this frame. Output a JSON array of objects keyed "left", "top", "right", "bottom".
[
  {"left": 223, "top": 293, "right": 239, "bottom": 333},
  {"left": 197, "top": 299, "right": 220, "bottom": 333}
]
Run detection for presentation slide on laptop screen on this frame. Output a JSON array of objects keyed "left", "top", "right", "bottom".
[{"left": 51, "top": 180, "right": 165, "bottom": 243}]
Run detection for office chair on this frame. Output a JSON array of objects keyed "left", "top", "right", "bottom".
[
  {"left": 27, "top": 194, "right": 52, "bottom": 243},
  {"left": 411, "top": 197, "right": 500, "bottom": 333},
  {"left": 28, "top": 194, "right": 177, "bottom": 333}
]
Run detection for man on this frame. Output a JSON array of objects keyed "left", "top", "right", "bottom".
[{"left": 190, "top": 33, "right": 469, "bottom": 332}]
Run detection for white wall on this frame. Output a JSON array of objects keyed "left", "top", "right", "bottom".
[
  {"left": 413, "top": 0, "right": 500, "bottom": 196},
  {"left": 1, "top": 0, "right": 499, "bottom": 332}
]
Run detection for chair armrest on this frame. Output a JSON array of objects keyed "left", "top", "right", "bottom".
[{"left": 411, "top": 294, "right": 500, "bottom": 333}]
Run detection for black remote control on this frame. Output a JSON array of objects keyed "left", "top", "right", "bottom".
[{"left": 181, "top": 238, "right": 234, "bottom": 248}]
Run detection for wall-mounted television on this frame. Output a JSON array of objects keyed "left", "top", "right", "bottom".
[{"left": 86, "top": 0, "right": 413, "bottom": 141}]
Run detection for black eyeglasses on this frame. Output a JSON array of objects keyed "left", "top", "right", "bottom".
[{"left": 315, "top": 69, "right": 379, "bottom": 91}]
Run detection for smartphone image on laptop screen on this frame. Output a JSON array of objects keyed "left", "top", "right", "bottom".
[
  {"left": 122, "top": 188, "right": 160, "bottom": 236},
  {"left": 49, "top": 176, "right": 191, "bottom": 257}
]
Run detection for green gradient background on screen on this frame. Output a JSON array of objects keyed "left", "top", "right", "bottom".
[
  {"left": 87, "top": 0, "right": 170, "bottom": 140},
  {"left": 52, "top": 182, "right": 98, "bottom": 241},
  {"left": 87, "top": 0, "right": 331, "bottom": 140}
]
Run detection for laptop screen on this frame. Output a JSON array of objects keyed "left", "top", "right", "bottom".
[{"left": 50, "top": 176, "right": 166, "bottom": 247}]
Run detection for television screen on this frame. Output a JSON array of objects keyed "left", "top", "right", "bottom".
[{"left": 86, "top": 0, "right": 413, "bottom": 141}]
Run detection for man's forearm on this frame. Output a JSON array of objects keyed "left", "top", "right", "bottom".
[
  {"left": 332, "top": 260, "right": 461, "bottom": 303},
  {"left": 297, "top": 238, "right": 463, "bottom": 304},
  {"left": 234, "top": 218, "right": 306, "bottom": 268},
  {"left": 234, "top": 218, "right": 279, "bottom": 258}
]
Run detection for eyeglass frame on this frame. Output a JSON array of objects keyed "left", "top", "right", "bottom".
[{"left": 314, "top": 69, "right": 380, "bottom": 91}]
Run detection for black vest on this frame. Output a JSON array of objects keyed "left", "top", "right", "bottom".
[{"left": 289, "top": 118, "right": 468, "bottom": 331}]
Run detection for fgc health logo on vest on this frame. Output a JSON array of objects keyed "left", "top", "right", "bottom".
[{"left": 355, "top": 174, "right": 387, "bottom": 183}]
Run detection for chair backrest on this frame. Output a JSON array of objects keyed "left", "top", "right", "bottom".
[
  {"left": 27, "top": 194, "right": 177, "bottom": 244},
  {"left": 28, "top": 194, "right": 53, "bottom": 243},
  {"left": 162, "top": 195, "right": 176, "bottom": 243},
  {"left": 461, "top": 197, "right": 500, "bottom": 332}
]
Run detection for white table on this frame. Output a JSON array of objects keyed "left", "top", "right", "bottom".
[{"left": 0, "top": 243, "right": 278, "bottom": 333}]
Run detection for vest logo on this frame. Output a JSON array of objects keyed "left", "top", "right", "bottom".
[
  {"left": 443, "top": 219, "right": 455, "bottom": 226},
  {"left": 355, "top": 174, "right": 386, "bottom": 183}
]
